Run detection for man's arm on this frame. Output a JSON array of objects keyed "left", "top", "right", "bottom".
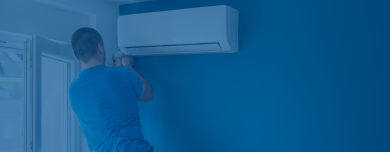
[
  {"left": 126, "top": 65, "right": 154, "bottom": 102},
  {"left": 118, "top": 55, "right": 154, "bottom": 102}
]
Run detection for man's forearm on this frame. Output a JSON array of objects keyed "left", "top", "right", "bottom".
[{"left": 126, "top": 65, "right": 154, "bottom": 101}]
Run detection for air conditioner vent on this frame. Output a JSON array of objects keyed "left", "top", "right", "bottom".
[{"left": 123, "top": 43, "right": 222, "bottom": 56}]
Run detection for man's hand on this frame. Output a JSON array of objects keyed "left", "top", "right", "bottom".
[
  {"left": 121, "top": 55, "right": 135, "bottom": 68},
  {"left": 115, "top": 54, "right": 134, "bottom": 67},
  {"left": 115, "top": 54, "right": 123, "bottom": 67}
]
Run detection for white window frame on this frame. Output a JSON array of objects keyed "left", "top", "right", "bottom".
[
  {"left": 0, "top": 30, "right": 82, "bottom": 152},
  {"left": 0, "top": 30, "right": 33, "bottom": 152},
  {"left": 29, "top": 35, "right": 81, "bottom": 152}
]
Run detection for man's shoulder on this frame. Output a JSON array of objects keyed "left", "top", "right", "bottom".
[
  {"left": 69, "top": 66, "right": 131, "bottom": 89},
  {"left": 107, "top": 66, "right": 130, "bottom": 73},
  {"left": 104, "top": 66, "right": 133, "bottom": 80}
]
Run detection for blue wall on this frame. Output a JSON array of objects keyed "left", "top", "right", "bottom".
[{"left": 120, "top": 0, "right": 390, "bottom": 151}]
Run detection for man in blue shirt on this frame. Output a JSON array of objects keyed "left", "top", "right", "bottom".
[{"left": 69, "top": 27, "right": 154, "bottom": 152}]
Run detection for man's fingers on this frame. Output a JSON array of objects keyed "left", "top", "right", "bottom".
[
  {"left": 115, "top": 56, "right": 122, "bottom": 67},
  {"left": 121, "top": 55, "right": 135, "bottom": 67}
]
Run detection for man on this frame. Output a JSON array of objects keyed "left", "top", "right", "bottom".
[{"left": 69, "top": 27, "right": 154, "bottom": 152}]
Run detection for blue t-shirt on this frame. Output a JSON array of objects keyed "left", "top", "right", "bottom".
[{"left": 69, "top": 65, "right": 151, "bottom": 152}]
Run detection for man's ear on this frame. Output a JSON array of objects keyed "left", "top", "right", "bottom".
[{"left": 98, "top": 43, "right": 104, "bottom": 55}]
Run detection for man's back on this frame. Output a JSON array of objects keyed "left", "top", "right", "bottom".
[{"left": 69, "top": 65, "right": 151, "bottom": 152}]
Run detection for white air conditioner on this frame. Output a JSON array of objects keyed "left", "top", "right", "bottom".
[{"left": 117, "top": 5, "right": 239, "bottom": 56}]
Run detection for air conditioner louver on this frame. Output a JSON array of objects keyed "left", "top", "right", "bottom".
[{"left": 123, "top": 43, "right": 222, "bottom": 55}]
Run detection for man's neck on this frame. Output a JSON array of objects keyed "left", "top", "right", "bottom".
[{"left": 81, "top": 59, "right": 105, "bottom": 71}]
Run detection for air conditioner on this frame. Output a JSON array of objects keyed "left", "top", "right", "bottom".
[{"left": 117, "top": 5, "right": 239, "bottom": 56}]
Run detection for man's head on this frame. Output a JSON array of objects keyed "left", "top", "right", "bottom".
[{"left": 72, "top": 27, "right": 106, "bottom": 65}]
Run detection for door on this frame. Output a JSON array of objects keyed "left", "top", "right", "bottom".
[{"left": 25, "top": 35, "right": 81, "bottom": 152}]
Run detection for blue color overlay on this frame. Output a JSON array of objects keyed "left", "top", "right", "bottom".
[{"left": 120, "top": 0, "right": 390, "bottom": 152}]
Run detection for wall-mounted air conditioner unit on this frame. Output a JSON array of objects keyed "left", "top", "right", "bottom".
[{"left": 117, "top": 5, "right": 239, "bottom": 56}]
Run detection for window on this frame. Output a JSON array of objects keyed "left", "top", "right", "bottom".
[
  {"left": 0, "top": 44, "right": 24, "bottom": 152},
  {"left": 0, "top": 31, "right": 82, "bottom": 152},
  {"left": 28, "top": 35, "right": 81, "bottom": 152},
  {"left": 41, "top": 56, "right": 68, "bottom": 152}
]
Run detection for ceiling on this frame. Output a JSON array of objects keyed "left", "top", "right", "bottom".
[{"left": 100, "top": 0, "right": 153, "bottom": 5}]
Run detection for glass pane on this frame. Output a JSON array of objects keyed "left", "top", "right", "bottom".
[
  {"left": 41, "top": 56, "right": 68, "bottom": 152},
  {"left": 0, "top": 51, "right": 24, "bottom": 152}
]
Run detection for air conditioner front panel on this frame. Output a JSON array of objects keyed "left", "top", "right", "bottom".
[{"left": 118, "top": 6, "right": 227, "bottom": 47}]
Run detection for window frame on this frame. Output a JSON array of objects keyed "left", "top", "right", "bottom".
[
  {"left": 29, "top": 35, "right": 81, "bottom": 152},
  {"left": 0, "top": 30, "right": 82, "bottom": 152},
  {"left": 0, "top": 30, "right": 33, "bottom": 152}
]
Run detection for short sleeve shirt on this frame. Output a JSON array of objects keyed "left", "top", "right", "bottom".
[{"left": 69, "top": 65, "right": 151, "bottom": 152}]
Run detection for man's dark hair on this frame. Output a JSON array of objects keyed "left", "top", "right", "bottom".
[{"left": 72, "top": 27, "right": 104, "bottom": 63}]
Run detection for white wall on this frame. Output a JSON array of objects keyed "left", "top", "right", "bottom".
[
  {"left": 50, "top": 0, "right": 120, "bottom": 67},
  {"left": 0, "top": 0, "right": 88, "bottom": 43},
  {"left": 0, "top": 0, "right": 119, "bottom": 67}
]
